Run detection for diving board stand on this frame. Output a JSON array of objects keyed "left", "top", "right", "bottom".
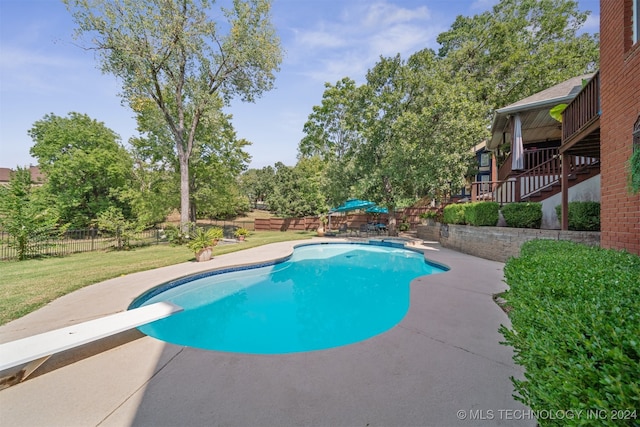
[{"left": 0, "top": 301, "right": 182, "bottom": 384}]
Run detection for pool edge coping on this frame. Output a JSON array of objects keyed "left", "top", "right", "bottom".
[{"left": 129, "top": 240, "right": 450, "bottom": 310}]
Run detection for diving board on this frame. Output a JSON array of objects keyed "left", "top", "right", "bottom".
[{"left": 0, "top": 301, "right": 182, "bottom": 377}]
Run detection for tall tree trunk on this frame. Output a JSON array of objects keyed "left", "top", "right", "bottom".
[
  {"left": 179, "top": 154, "right": 190, "bottom": 232},
  {"left": 387, "top": 208, "right": 397, "bottom": 236}
]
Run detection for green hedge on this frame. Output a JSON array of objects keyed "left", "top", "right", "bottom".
[
  {"left": 501, "top": 202, "right": 542, "bottom": 228},
  {"left": 465, "top": 202, "right": 499, "bottom": 226},
  {"left": 555, "top": 201, "right": 600, "bottom": 231},
  {"left": 442, "top": 204, "right": 468, "bottom": 224},
  {"left": 501, "top": 240, "right": 640, "bottom": 426}
]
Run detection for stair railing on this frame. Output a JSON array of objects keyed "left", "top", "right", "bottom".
[{"left": 471, "top": 154, "right": 599, "bottom": 204}]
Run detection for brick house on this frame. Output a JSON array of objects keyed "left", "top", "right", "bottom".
[
  {"left": 598, "top": 0, "right": 640, "bottom": 254},
  {"left": 564, "top": 1, "right": 640, "bottom": 255},
  {"left": 477, "top": 75, "right": 601, "bottom": 229},
  {"left": 475, "top": 0, "right": 640, "bottom": 254},
  {"left": 0, "top": 166, "right": 45, "bottom": 186}
]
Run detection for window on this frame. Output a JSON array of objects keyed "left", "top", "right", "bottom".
[
  {"left": 634, "top": 116, "right": 640, "bottom": 151},
  {"left": 480, "top": 152, "right": 490, "bottom": 167},
  {"left": 634, "top": 0, "right": 640, "bottom": 45},
  {"left": 480, "top": 174, "right": 490, "bottom": 193}
]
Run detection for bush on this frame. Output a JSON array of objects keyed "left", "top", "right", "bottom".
[
  {"left": 97, "top": 207, "right": 143, "bottom": 250},
  {"left": 500, "top": 240, "right": 640, "bottom": 426},
  {"left": 464, "top": 202, "right": 499, "bottom": 226},
  {"left": 629, "top": 148, "right": 640, "bottom": 194},
  {"left": 442, "top": 204, "right": 468, "bottom": 224},
  {"left": 162, "top": 223, "right": 195, "bottom": 246},
  {"left": 186, "top": 227, "right": 223, "bottom": 252},
  {"left": 555, "top": 201, "right": 600, "bottom": 231},
  {"left": 501, "top": 202, "right": 542, "bottom": 228}
]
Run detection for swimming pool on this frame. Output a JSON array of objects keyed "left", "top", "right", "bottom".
[{"left": 131, "top": 242, "right": 448, "bottom": 354}]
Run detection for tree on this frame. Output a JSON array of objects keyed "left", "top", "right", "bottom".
[
  {"left": 298, "top": 0, "right": 599, "bottom": 227},
  {"left": 188, "top": 109, "right": 251, "bottom": 219},
  {"left": 299, "top": 78, "right": 362, "bottom": 162},
  {"left": 299, "top": 78, "right": 361, "bottom": 207},
  {"left": 437, "top": 0, "right": 599, "bottom": 113},
  {"left": 28, "top": 112, "right": 133, "bottom": 228},
  {"left": 127, "top": 137, "right": 178, "bottom": 226},
  {"left": 131, "top": 95, "right": 252, "bottom": 221},
  {"left": 65, "top": 0, "right": 283, "bottom": 230},
  {"left": 267, "top": 159, "right": 327, "bottom": 217},
  {"left": 0, "top": 167, "right": 59, "bottom": 260},
  {"left": 239, "top": 166, "right": 275, "bottom": 209}
]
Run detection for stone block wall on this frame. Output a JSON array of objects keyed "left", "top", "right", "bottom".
[{"left": 417, "top": 224, "right": 600, "bottom": 263}]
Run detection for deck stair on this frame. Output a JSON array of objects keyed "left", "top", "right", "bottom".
[{"left": 471, "top": 152, "right": 599, "bottom": 204}]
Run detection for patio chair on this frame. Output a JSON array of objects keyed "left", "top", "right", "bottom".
[
  {"left": 359, "top": 223, "right": 369, "bottom": 237},
  {"left": 336, "top": 223, "right": 348, "bottom": 236}
]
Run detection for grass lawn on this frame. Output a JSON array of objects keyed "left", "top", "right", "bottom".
[{"left": 0, "top": 230, "right": 314, "bottom": 326}]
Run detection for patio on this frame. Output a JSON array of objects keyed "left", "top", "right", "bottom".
[{"left": 0, "top": 238, "right": 533, "bottom": 427}]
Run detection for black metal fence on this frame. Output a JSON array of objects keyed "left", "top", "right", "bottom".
[
  {"left": 0, "top": 221, "right": 256, "bottom": 260},
  {"left": 0, "top": 228, "right": 164, "bottom": 260}
]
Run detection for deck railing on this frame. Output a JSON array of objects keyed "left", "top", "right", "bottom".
[
  {"left": 471, "top": 180, "right": 517, "bottom": 205},
  {"left": 562, "top": 71, "right": 600, "bottom": 143},
  {"left": 497, "top": 152, "right": 513, "bottom": 181},
  {"left": 512, "top": 151, "right": 562, "bottom": 198},
  {"left": 471, "top": 154, "right": 598, "bottom": 204}
]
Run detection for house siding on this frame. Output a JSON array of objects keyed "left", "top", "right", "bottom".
[{"left": 600, "top": 0, "right": 640, "bottom": 255}]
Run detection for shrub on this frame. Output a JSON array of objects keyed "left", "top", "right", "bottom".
[
  {"left": 97, "top": 206, "right": 143, "bottom": 250},
  {"left": 500, "top": 240, "right": 640, "bottom": 426},
  {"left": 629, "top": 148, "right": 640, "bottom": 194},
  {"left": 555, "top": 201, "right": 600, "bottom": 231},
  {"left": 234, "top": 227, "right": 249, "bottom": 238},
  {"left": 419, "top": 211, "right": 438, "bottom": 220},
  {"left": 464, "top": 202, "right": 499, "bottom": 226},
  {"left": 501, "top": 202, "right": 542, "bottom": 228},
  {"left": 442, "top": 204, "right": 468, "bottom": 224},
  {"left": 162, "top": 223, "right": 195, "bottom": 245},
  {"left": 186, "top": 227, "right": 223, "bottom": 253}
]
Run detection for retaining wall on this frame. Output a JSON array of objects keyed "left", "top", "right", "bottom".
[{"left": 417, "top": 224, "right": 600, "bottom": 263}]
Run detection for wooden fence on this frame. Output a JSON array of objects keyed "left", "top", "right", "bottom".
[{"left": 254, "top": 207, "right": 434, "bottom": 232}]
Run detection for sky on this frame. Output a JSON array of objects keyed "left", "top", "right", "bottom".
[{"left": 0, "top": 0, "right": 600, "bottom": 170}]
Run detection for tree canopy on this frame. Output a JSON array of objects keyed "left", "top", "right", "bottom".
[
  {"left": 28, "top": 112, "right": 133, "bottom": 228},
  {"left": 437, "top": 0, "right": 599, "bottom": 111},
  {"left": 64, "top": 0, "right": 283, "bottom": 228},
  {"left": 266, "top": 159, "right": 327, "bottom": 217},
  {"left": 298, "top": 0, "right": 599, "bottom": 231},
  {"left": 0, "top": 167, "right": 60, "bottom": 260}
]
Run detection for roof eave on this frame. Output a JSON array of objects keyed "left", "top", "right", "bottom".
[{"left": 487, "top": 94, "right": 576, "bottom": 150}]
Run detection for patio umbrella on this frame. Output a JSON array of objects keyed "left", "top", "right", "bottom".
[
  {"left": 512, "top": 114, "right": 524, "bottom": 170},
  {"left": 329, "top": 198, "right": 375, "bottom": 213},
  {"left": 365, "top": 205, "right": 388, "bottom": 214}
]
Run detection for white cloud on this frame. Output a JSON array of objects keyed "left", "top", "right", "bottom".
[
  {"left": 288, "top": 0, "right": 442, "bottom": 84},
  {"left": 0, "top": 46, "right": 77, "bottom": 70},
  {"left": 295, "top": 29, "right": 346, "bottom": 49},
  {"left": 360, "top": 2, "right": 430, "bottom": 28}
]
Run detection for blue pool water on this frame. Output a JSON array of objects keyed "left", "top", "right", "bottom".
[{"left": 132, "top": 242, "right": 447, "bottom": 354}]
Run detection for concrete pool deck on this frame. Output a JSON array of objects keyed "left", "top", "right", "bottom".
[{"left": 0, "top": 238, "right": 534, "bottom": 427}]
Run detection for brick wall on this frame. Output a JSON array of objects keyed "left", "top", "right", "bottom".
[
  {"left": 599, "top": 0, "right": 640, "bottom": 255},
  {"left": 417, "top": 224, "right": 600, "bottom": 263}
]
